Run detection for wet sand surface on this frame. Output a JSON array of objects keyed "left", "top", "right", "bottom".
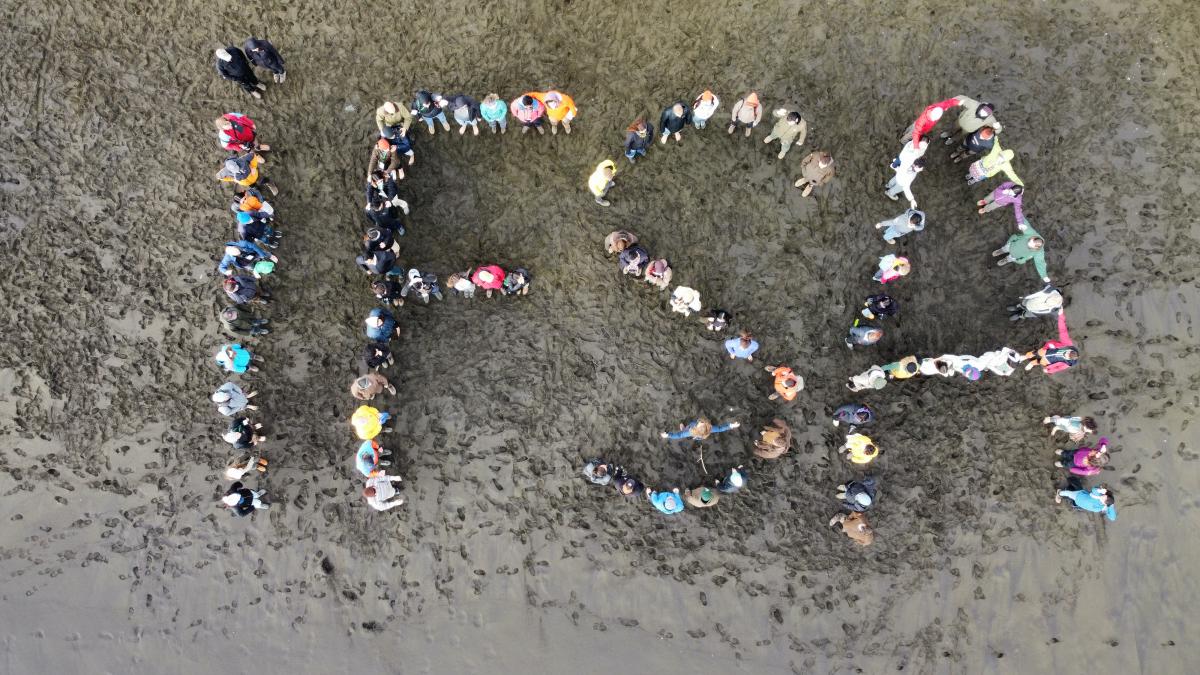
[{"left": 2, "top": 0, "right": 1199, "bottom": 672}]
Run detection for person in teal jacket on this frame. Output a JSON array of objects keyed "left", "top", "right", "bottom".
[
  {"left": 215, "top": 344, "right": 258, "bottom": 374},
  {"left": 1056, "top": 485, "right": 1117, "bottom": 521},
  {"left": 646, "top": 487, "right": 685, "bottom": 514},
  {"left": 993, "top": 218, "right": 1050, "bottom": 282},
  {"left": 480, "top": 93, "right": 508, "bottom": 133}
]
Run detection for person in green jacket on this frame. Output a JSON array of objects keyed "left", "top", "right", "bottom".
[
  {"left": 762, "top": 108, "right": 807, "bottom": 159},
  {"left": 993, "top": 219, "right": 1050, "bottom": 282}
]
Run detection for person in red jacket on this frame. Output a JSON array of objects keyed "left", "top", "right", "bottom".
[
  {"left": 214, "top": 113, "right": 269, "bottom": 153},
  {"left": 471, "top": 265, "right": 506, "bottom": 298},
  {"left": 1020, "top": 308, "right": 1078, "bottom": 374},
  {"left": 900, "top": 98, "right": 959, "bottom": 145}
]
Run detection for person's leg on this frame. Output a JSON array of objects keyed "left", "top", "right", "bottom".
[
  {"left": 992, "top": 243, "right": 1010, "bottom": 256},
  {"left": 562, "top": 119, "right": 571, "bottom": 134},
  {"left": 777, "top": 142, "right": 791, "bottom": 159},
  {"left": 625, "top": 148, "right": 637, "bottom": 163},
  {"left": 470, "top": 120, "right": 479, "bottom": 136},
  {"left": 763, "top": 131, "right": 779, "bottom": 145},
  {"left": 498, "top": 116, "right": 507, "bottom": 134},
  {"left": 884, "top": 178, "right": 900, "bottom": 199},
  {"left": 487, "top": 120, "right": 497, "bottom": 133},
  {"left": 899, "top": 122, "right": 915, "bottom": 144},
  {"left": 727, "top": 120, "right": 737, "bottom": 134},
  {"left": 436, "top": 110, "right": 449, "bottom": 130},
  {"left": 551, "top": 118, "right": 560, "bottom": 135},
  {"left": 423, "top": 116, "right": 436, "bottom": 134},
  {"left": 535, "top": 118, "right": 544, "bottom": 135}
]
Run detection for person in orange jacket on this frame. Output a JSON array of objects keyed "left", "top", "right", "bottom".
[
  {"left": 540, "top": 90, "right": 577, "bottom": 135},
  {"left": 765, "top": 365, "right": 804, "bottom": 401}
]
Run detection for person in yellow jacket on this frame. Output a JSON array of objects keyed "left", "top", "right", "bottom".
[
  {"left": 588, "top": 160, "right": 616, "bottom": 206},
  {"left": 351, "top": 405, "right": 391, "bottom": 440},
  {"left": 839, "top": 433, "right": 880, "bottom": 465},
  {"left": 540, "top": 90, "right": 577, "bottom": 135}
]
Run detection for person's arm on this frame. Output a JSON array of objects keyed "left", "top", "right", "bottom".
[
  {"left": 265, "top": 43, "right": 285, "bottom": 72},
  {"left": 244, "top": 241, "right": 271, "bottom": 260},
  {"left": 218, "top": 255, "right": 233, "bottom": 275},
  {"left": 730, "top": 99, "right": 743, "bottom": 121},
  {"left": 1034, "top": 251, "right": 1049, "bottom": 282},
  {"left": 903, "top": 185, "right": 916, "bottom": 209},
  {"left": 379, "top": 497, "right": 405, "bottom": 510},
  {"left": 375, "top": 109, "right": 387, "bottom": 133},
  {"left": 1055, "top": 309, "right": 1072, "bottom": 345},
  {"left": 1104, "top": 505, "right": 1117, "bottom": 522},
  {"left": 795, "top": 120, "right": 807, "bottom": 146},
  {"left": 664, "top": 428, "right": 692, "bottom": 440},
  {"left": 752, "top": 105, "right": 763, "bottom": 126},
  {"left": 711, "top": 422, "right": 737, "bottom": 434},
  {"left": 1071, "top": 465, "right": 1101, "bottom": 477},
  {"left": 659, "top": 109, "right": 671, "bottom": 135},
  {"left": 623, "top": 132, "right": 636, "bottom": 153}
]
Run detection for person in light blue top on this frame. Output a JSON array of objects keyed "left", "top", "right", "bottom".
[
  {"left": 646, "top": 488, "right": 685, "bottom": 514},
  {"left": 874, "top": 209, "right": 925, "bottom": 245},
  {"left": 480, "top": 93, "right": 508, "bottom": 134},
  {"left": 215, "top": 344, "right": 257, "bottom": 374},
  {"left": 218, "top": 240, "right": 276, "bottom": 275},
  {"left": 364, "top": 308, "right": 399, "bottom": 343},
  {"left": 724, "top": 330, "right": 759, "bottom": 361},
  {"left": 660, "top": 417, "right": 740, "bottom": 440},
  {"left": 1056, "top": 485, "right": 1117, "bottom": 521}
]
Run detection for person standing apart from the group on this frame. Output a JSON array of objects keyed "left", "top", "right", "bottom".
[
  {"left": 765, "top": 365, "right": 804, "bottom": 401},
  {"left": 243, "top": 37, "right": 286, "bottom": 83},
  {"left": 728, "top": 92, "right": 763, "bottom": 137},
  {"left": 793, "top": 151, "right": 835, "bottom": 197},
  {"left": 214, "top": 47, "right": 264, "bottom": 98},
  {"left": 511, "top": 94, "right": 547, "bottom": 134},
  {"left": 763, "top": 109, "right": 807, "bottom": 159},
  {"left": 588, "top": 160, "right": 616, "bottom": 206},
  {"left": 885, "top": 157, "right": 926, "bottom": 209},
  {"left": 692, "top": 90, "right": 720, "bottom": 129},
  {"left": 624, "top": 118, "right": 654, "bottom": 163},
  {"left": 479, "top": 93, "right": 508, "bottom": 134},
  {"left": 659, "top": 101, "right": 692, "bottom": 144},
  {"left": 542, "top": 90, "right": 577, "bottom": 135},
  {"left": 411, "top": 90, "right": 450, "bottom": 135}
]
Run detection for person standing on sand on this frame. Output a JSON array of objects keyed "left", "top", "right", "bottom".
[
  {"left": 900, "top": 98, "right": 959, "bottom": 145},
  {"left": 829, "top": 511, "right": 875, "bottom": 546},
  {"left": 471, "top": 265, "right": 506, "bottom": 298},
  {"left": 993, "top": 218, "right": 1050, "bottom": 282},
  {"left": 222, "top": 481, "right": 268, "bottom": 516},
  {"left": 669, "top": 286, "right": 702, "bottom": 316},
  {"left": 836, "top": 476, "right": 878, "bottom": 512},
  {"left": 703, "top": 308, "right": 732, "bottom": 332},
  {"left": 832, "top": 403, "right": 874, "bottom": 429},
  {"left": 375, "top": 101, "right": 413, "bottom": 140},
  {"left": 223, "top": 417, "right": 265, "bottom": 451},
  {"left": 510, "top": 94, "right": 547, "bottom": 134},
  {"left": 840, "top": 433, "right": 881, "bottom": 465},
  {"left": 762, "top": 109, "right": 807, "bottom": 159},
  {"left": 624, "top": 118, "right": 654, "bottom": 163},
  {"left": 243, "top": 37, "right": 286, "bottom": 84},
  {"left": 727, "top": 92, "right": 763, "bottom": 137},
  {"left": 890, "top": 138, "right": 929, "bottom": 173},
  {"left": 223, "top": 275, "right": 269, "bottom": 305},
  {"left": 356, "top": 249, "right": 400, "bottom": 277},
  {"left": 1055, "top": 437, "right": 1110, "bottom": 476},
  {"left": 582, "top": 459, "right": 616, "bottom": 486},
  {"left": 1056, "top": 482, "right": 1117, "bottom": 521},
  {"left": 715, "top": 465, "right": 746, "bottom": 494},
  {"left": 356, "top": 440, "right": 392, "bottom": 478},
  {"left": 446, "top": 272, "right": 476, "bottom": 298},
  {"left": 364, "top": 474, "right": 405, "bottom": 511},
  {"left": 350, "top": 372, "right": 396, "bottom": 401},
  {"left": 1021, "top": 308, "right": 1078, "bottom": 374},
  {"left": 977, "top": 181, "right": 1024, "bottom": 217},
  {"left": 217, "top": 151, "right": 277, "bottom": 195},
  {"left": 753, "top": 418, "right": 792, "bottom": 459},
  {"left": 224, "top": 452, "right": 268, "bottom": 481},
  {"left": 218, "top": 240, "right": 277, "bottom": 276},
  {"left": 618, "top": 243, "right": 649, "bottom": 276},
  {"left": 447, "top": 94, "right": 482, "bottom": 136},
  {"left": 215, "top": 113, "right": 268, "bottom": 153},
  {"left": 214, "top": 47, "right": 264, "bottom": 98},
  {"left": 949, "top": 126, "right": 996, "bottom": 164},
  {"left": 411, "top": 90, "right": 450, "bottom": 134},
  {"left": 861, "top": 294, "right": 899, "bottom": 321},
  {"left": 589, "top": 160, "right": 617, "bottom": 206},
  {"left": 941, "top": 95, "right": 1001, "bottom": 145},
  {"left": 219, "top": 305, "right": 269, "bottom": 336},
  {"left": 365, "top": 308, "right": 401, "bottom": 343},
  {"left": 724, "top": 329, "right": 759, "bottom": 361},
  {"left": 480, "top": 94, "right": 508, "bottom": 134},
  {"left": 883, "top": 356, "right": 919, "bottom": 381},
  {"left": 212, "top": 382, "right": 257, "bottom": 416},
  {"left": 360, "top": 342, "right": 394, "bottom": 371},
  {"left": 401, "top": 268, "right": 444, "bottom": 304},
  {"left": 1043, "top": 415, "right": 1098, "bottom": 443},
  {"left": 885, "top": 157, "right": 925, "bottom": 209},
  {"left": 873, "top": 254, "right": 911, "bottom": 284},
  {"left": 541, "top": 90, "right": 578, "bottom": 135},
  {"left": 215, "top": 343, "right": 260, "bottom": 374},
  {"left": 848, "top": 366, "right": 887, "bottom": 392},
  {"left": 919, "top": 356, "right": 956, "bottom": 377},
  {"left": 235, "top": 210, "right": 279, "bottom": 249},
  {"left": 766, "top": 365, "right": 804, "bottom": 401},
  {"left": 683, "top": 486, "right": 719, "bottom": 508},
  {"left": 692, "top": 90, "right": 720, "bottom": 129},
  {"left": 612, "top": 468, "right": 644, "bottom": 497},
  {"left": 644, "top": 259, "right": 672, "bottom": 290},
  {"left": 793, "top": 151, "right": 835, "bottom": 196},
  {"left": 966, "top": 141, "right": 1021, "bottom": 186},
  {"left": 366, "top": 138, "right": 406, "bottom": 182},
  {"left": 661, "top": 417, "right": 741, "bottom": 441},
  {"left": 605, "top": 230, "right": 638, "bottom": 255},
  {"left": 875, "top": 209, "right": 925, "bottom": 245},
  {"left": 502, "top": 268, "right": 532, "bottom": 296},
  {"left": 646, "top": 487, "right": 685, "bottom": 514},
  {"left": 845, "top": 321, "right": 883, "bottom": 349},
  {"left": 659, "top": 101, "right": 693, "bottom": 144}
]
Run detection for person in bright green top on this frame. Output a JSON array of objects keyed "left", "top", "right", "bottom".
[
  {"left": 966, "top": 140, "right": 1021, "bottom": 186},
  {"left": 588, "top": 160, "right": 616, "bottom": 206},
  {"left": 993, "top": 218, "right": 1050, "bottom": 282}
]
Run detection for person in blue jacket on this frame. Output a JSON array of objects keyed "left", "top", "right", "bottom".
[
  {"left": 235, "top": 211, "right": 280, "bottom": 248},
  {"left": 715, "top": 465, "right": 746, "bottom": 494},
  {"left": 660, "top": 417, "right": 740, "bottom": 440},
  {"left": 218, "top": 240, "right": 277, "bottom": 276},
  {"left": 1056, "top": 484, "right": 1117, "bottom": 521},
  {"left": 364, "top": 308, "right": 400, "bottom": 342},
  {"left": 724, "top": 330, "right": 759, "bottom": 361},
  {"left": 411, "top": 90, "right": 450, "bottom": 134},
  {"left": 646, "top": 487, "right": 685, "bottom": 514}
]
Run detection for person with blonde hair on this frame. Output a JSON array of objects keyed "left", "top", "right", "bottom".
[
  {"left": 660, "top": 416, "right": 740, "bottom": 441},
  {"left": 224, "top": 453, "right": 268, "bottom": 481},
  {"left": 479, "top": 93, "right": 508, "bottom": 133},
  {"left": 753, "top": 418, "right": 792, "bottom": 459}
]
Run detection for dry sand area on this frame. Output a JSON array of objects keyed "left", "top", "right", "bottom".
[{"left": 1, "top": 0, "right": 1199, "bottom": 672}]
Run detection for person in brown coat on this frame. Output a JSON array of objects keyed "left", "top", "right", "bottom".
[
  {"left": 350, "top": 373, "right": 396, "bottom": 401},
  {"left": 605, "top": 230, "right": 639, "bottom": 255},
  {"left": 683, "top": 486, "right": 720, "bottom": 508},
  {"left": 793, "top": 151, "right": 835, "bottom": 197},
  {"left": 829, "top": 511, "right": 875, "bottom": 546},
  {"left": 753, "top": 418, "right": 792, "bottom": 459}
]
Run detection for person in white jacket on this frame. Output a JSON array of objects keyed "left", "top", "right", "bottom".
[
  {"left": 670, "top": 286, "right": 702, "bottom": 317},
  {"left": 692, "top": 90, "right": 720, "bottom": 129},
  {"left": 885, "top": 157, "right": 926, "bottom": 209},
  {"left": 364, "top": 474, "right": 405, "bottom": 511}
]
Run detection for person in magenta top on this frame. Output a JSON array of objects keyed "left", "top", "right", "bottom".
[
  {"left": 901, "top": 98, "right": 960, "bottom": 145},
  {"left": 471, "top": 265, "right": 507, "bottom": 298},
  {"left": 510, "top": 94, "right": 546, "bottom": 134},
  {"left": 1055, "top": 438, "right": 1109, "bottom": 476},
  {"left": 1021, "top": 308, "right": 1077, "bottom": 374},
  {"left": 977, "top": 181, "right": 1024, "bottom": 220}
]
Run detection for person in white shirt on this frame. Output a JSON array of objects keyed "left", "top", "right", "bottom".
[
  {"left": 692, "top": 90, "right": 720, "bottom": 129},
  {"left": 885, "top": 157, "right": 926, "bottom": 209},
  {"left": 364, "top": 474, "right": 405, "bottom": 511}
]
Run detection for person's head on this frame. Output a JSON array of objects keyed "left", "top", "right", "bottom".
[
  {"left": 220, "top": 306, "right": 239, "bottom": 322},
  {"left": 663, "top": 495, "right": 678, "bottom": 510},
  {"left": 602, "top": 165, "right": 614, "bottom": 180},
  {"left": 909, "top": 213, "right": 923, "bottom": 225},
  {"left": 976, "top": 102, "right": 994, "bottom": 119},
  {"left": 739, "top": 329, "right": 753, "bottom": 346},
  {"left": 1010, "top": 184, "right": 1024, "bottom": 197},
  {"left": 215, "top": 48, "right": 232, "bottom": 62},
  {"left": 935, "top": 359, "right": 952, "bottom": 375},
  {"left": 222, "top": 429, "right": 242, "bottom": 444},
  {"left": 521, "top": 94, "right": 534, "bottom": 108},
  {"left": 699, "top": 487, "right": 714, "bottom": 504},
  {"left": 477, "top": 269, "right": 494, "bottom": 284},
  {"left": 224, "top": 245, "right": 243, "bottom": 258},
  {"left": 903, "top": 359, "right": 917, "bottom": 375},
  {"left": 407, "top": 268, "right": 422, "bottom": 283},
  {"left": 787, "top": 111, "right": 802, "bottom": 124},
  {"left": 370, "top": 281, "right": 390, "bottom": 299},
  {"left": 912, "top": 158, "right": 927, "bottom": 172},
  {"left": 928, "top": 107, "right": 943, "bottom": 121},
  {"left": 483, "top": 93, "right": 499, "bottom": 104},
  {"left": 895, "top": 259, "right": 912, "bottom": 276},
  {"left": 1061, "top": 348, "right": 1080, "bottom": 362},
  {"left": 211, "top": 390, "right": 231, "bottom": 403},
  {"left": 1103, "top": 491, "right": 1116, "bottom": 506},
  {"left": 978, "top": 126, "right": 995, "bottom": 141},
  {"left": 594, "top": 463, "right": 609, "bottom": 477},
  {"left": 382, "top": 101, "right": 397, "bottom": 114},
  {"left": 1088, "top": 452, "right": 1109, "bottom": 467},
  {"left": 784, "top": 377, "right": 799, "bottom": 390},
  {"left": 863, "top": 444, "right": 878, "bottom": 458},
  {"left": 363, "top": 487, "right": 377, "bottom": 499},
  {"left": 672, "top": 102, "right": 684, "bottom": 116},
  {"left": 416, "top": 91, "right": 432, "bottom": 107},
  {"left": 545, "top": 93, "right": 561, "bottom": 109},
  {"left": 1082, "top": 417, "right": 1098, "bottom": 433},
  {"left": 376, "top": 138, "right": 391, "bottom": 152},
  {"left": 692, "top": 418, "right": 713, "bottom": 440},
  {"left": 864, "top": 329, "right": 883, "bottom": 343},
  {"left": 818, "top": 152, "right": 834, "bottom": 167},
  {"left": 745, "top": 92, "right": 759, "bottom": 107},
  {"left": 962, "top": 365, "right": 981, "bottom": 381},
  {"left": 213, "top": 116, "right": 232, "bottom": 130},
  {"left": 629, "top": 118, "right": 648, "bottom": 136},
  {"left": 223, "top": 278, "right": 240, "bottom": 293},
  {"left": 369, "top": 170, "right": 386, "bottom": 184},
  {"left": 699, "top": 90, "right": 714, "bottom": 103},
  {"left": 1028, "top": 236, "right": 1044, "bottom": 250}
]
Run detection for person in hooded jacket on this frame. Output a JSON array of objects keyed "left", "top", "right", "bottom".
[
  {"left": 372, "top": 278, "right": 405, "bottom": 307},
  {"left": 411, "top": 90, "right": 450, "bottom": 134},
  {"left": 217, "top": 151, "right": 276, "bottom": 195},
  {"left": 831, "top": 404, "right": 874, "bottom": 430},
  {"left": 1008, "top": 284, "right": 1063, "bottom": 321},
  {"left": 836, "top": 476, "right": 878, "bottom": 512},
  {"left": 447, "top": 94, "right": 482, "bottom": 135},
  {"left": 218, "top": 240, "right": 277, "bottom": 276},
  {"left": 683, "top": 486, "right": 720, "bottom": 508},
  {"left": 223, "top": 275, "right": 269, "bottom": 305},
  {"left": 356, "top": 249, "right": 401, "bottom": 277},
  {"left": 540, "top": 90, "right": 577, "bottom": 134},
  {"left": 471, "top": 265, "right": 506, "bottom": 298},
  {"left": 949, "top": 125, "right": 996, "bottom": 164},
  {"left": 215, "top": 113, "right": 268, "bottom": 153},
  {"left": 582, "top": 459, "right": 615, "bottom": 486},
  {"left": 366, "top": 138, "right": 406, "bottom": 182},
  {"left": 214, "top": 47, "right": 264, "bottom": 97},
  {"left": 659, "top": 101, "right": 693, "bottom": 144},
  {"left": 375, "top": 100, "right": 414, "bottom": 139},
  {"left": 219, "top": 305, "right": 269, "bottom": 336},
  {"left": 365, "top": 171, "right": 410, "bottom": 215},
  {"left": 715, "top": 465, "right": 747, "bottom": 494},
  {"left": 692, "top": 89, "right": 720, "bottom": 129},
  {"left": 243, "top": 37, "right": 286, "bottom": 83},
  {"left": 350, "top": 372, "right": 396, "bottom": 401},
  {"left": 400, "top": 268, "right": 443, "bottom": 304},
  {"left": 212, "top": 381, "right": 257, "bottom": 416},
  {"left": 362, "top": 226, "right": 400, "bottom": 256},
  {"left": 861, "top": 294, "right": 899, "bottom": 321},
  {"left": 235, "top": 211, "right": 279, "bottom": 249},
  {"left": 727, "top": 92, "right": 763, "bottom": 137},
  {"left": 874, "top": 209, "right": 926, "bottom": 245},
  {"left": 215, "top": 343, "right": 260, "bottom": 374},
  {"left": 222, "top": 481, "right": 268, "bottom": 517},
  {"left": 794, "top": 151, "right": 836, "bottom": 197},
  {"left": 360, "top": 342, "right": 394, "bottom": 371},
  {"left": 646, "top": 487, "right": 686, "bottom": 515},
  {"left": 762, "top": 109, "right": 808, "bottom": 159},
  {"left": 623, "top": 118, "right": 653, "bottom": 163},
  {"left": 753, "top": 418, "right": 792, "bottom": 460},
  {"left": 604, "top": 230, "right": 638, "bottom": 255},
  {"left": 356, "top": 440, "right": 392, "bottom": 477},
  {"left": 364, "top": 308, "right": 400, "bottom": 343},
  {"left": 479, "top": 94, "right": 508, "bottom": 133},
  {"left": 644, "top": 259, "right": 672, "bottom": 290},
  {"left": 501, "top": 268, "right": 531, "bottom": 296},
  {"left": 510, "top": 94, "right": 546, "bottom": 134}
]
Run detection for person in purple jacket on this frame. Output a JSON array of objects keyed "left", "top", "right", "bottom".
[{"left": 1055, "top": 437, "right": 1110, "bottom": 476}]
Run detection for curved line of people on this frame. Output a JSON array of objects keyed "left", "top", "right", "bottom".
[
  {"left": 352, "top": 93, "right": 551, "bottom": 511},
  {"left": 209, "top": 109, "right": 285, "bottom": 519}
]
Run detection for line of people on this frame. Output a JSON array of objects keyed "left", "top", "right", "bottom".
[
  {"left": 374, "top": 89, "right": 577, "bottom": 140},
  {"left": 210, "top": 111, "right": 282, "bottom": 518}
]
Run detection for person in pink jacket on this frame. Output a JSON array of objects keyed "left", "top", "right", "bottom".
[
  {"left": 1021, "top": 308, "right": 1078, "bottom": 374},
  {"left": 510, "top": 94, "right": 546, "bottom": 135},
  {"left": 1055, "top": 438, "right": 1109, "bottom": 476},
  {"left": 471, "top": 265, "right": 506, "bottom": 298}
]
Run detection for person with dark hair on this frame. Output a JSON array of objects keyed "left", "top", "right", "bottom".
[
  {"left": 221, "top": 481, "right": 268, "bottom": 516},
  {"left": 619, "top": 244, "right": 650, "bottom": 277},
  {"left": 659, "top": 101, "right": 693, "bottom": 144},
  {"left": 993, "top": 218, "right": 1050, "bottom": 282},
  {"left": 364, "top": 308, "right": 400, "bottom": 343},
  {"left": 966, "top": 140, "right": 1021, "bottom": 186},
  {"left": 215, "top": 113, "right": 268, "bottom": 153},
  {"left": 919, "top": 356, "right": 956, "bottom": 377},
  {"left": 401, "top": 268, "right": 444, "bottom": 304},
  {"left": 766, "top": 365, "right": 804, "bottom": 401},
  {"left": 703, "top": 308, "right": 732, "bottom": 332},
  {"left": 510, "top": 93, "right": 546, "bottom": 134},
  {"left": 1043, "top": 415, "right": 1098, "bottom": 443},
  {"left": 861, "top": 294, "right": 899, "bottom": 321},
  {"left": 1055, "top": 437, "right": 1110, "bottom": 476},
  {"left": 243, "top": 37, "right": 286, "bottom": 83},
  {"left": 362, "top": 227, "right": 400, "bottom": 256},
  {"left": 541, "top": 90, "right": 578, "bottom": 135},
  {"left": 885, "top": 157, "right": 925, "bottom": 209},
  {"left": 1056, "top": 481, "right": 1117, "bottom": 521},
  {"left": 1021, "top": 309, "right": 1078, "bottom": 374},
  {"left": 874, "top": 209, "right": 926, "bottom": 245},
  {"left": 219, "top": 305, "right": 269, "bottom": 336},
  {"left": 356, "top": 249, "right": 400, "bottom": 277},
  {"left": 715, "top": 465, "right": 746, "bottom": 494},
  {"left": 977, "top": 181, "right": 1024, "bottom": 218},
  {"left": 831, "top": 403, "right": 874, "bottom": 429},
  {"left": 623, "top": 118, "right": 653, "bottom": 163},
  {"left": 836, "top": 476, "right": 878, "bottom": 512},
  {"left": 224, "top": 452, "right": 268, "bottom": 481},
  {"left": 216, "top": 151, "right": 276, "bottom": 195},
  {"left": 375, "top": 101, "right": 414, "bottom": 139},
  {"left": 366, "top": 138, "right": 406, "bottom": 182},
  {"left": 372, "top": 278, "right": 405, "bottom": 307},
  {"left": 214, "top": 47, "right": 264, "bottom": 98},
  {"left": 582, "top": 459, "right": 615, "bottom": 486},
  {"left": 949, "top": 125, "right": 996, "bottom": 163},
  {"left": 411, "top": 90, "right": 450, "bottom": 134},
  {"left": 612, "top": 468, "right": 644, "bottom": 498},
  {"left": 222, "top": 417, "right": 265, "bottom": 450},
  {"left": 350, "top": 372, "right": 396, "bottom": 401},
  {"left": 235, "top": 211, "right": 279, "bottom": 249},
  {"left": 727, "top": 92, "right": 763, "bottom": 137},
  {"left": 941, "top": 95, "right": 1001, "bottom": 145},
  {"left": 724, "top": 329, "right": 759, "bottom": 361},
  {"left": 447, "top": 94, "right": 482, "bottom": 135},
  {"left": 223, "top": 275, "right": 269, "bottom": 305},
  {"left": 501, "top": 268, "right": 531, "bottom": 296},
  {"left": 360, "top": 342, "right": 394, "bottom": 371},
  {"left": 882, "top": 356, "right": 919, "bottom": 380},
  {"left": 793, "top": 151, "right": 835, "bottom": 197},
  {"left": 762, "top": 108, "right": 807, "bottom": 159},
  {"left": 218, "top": 240, "right": 277, "bottom": 276},
  {"left": 365, "top": 171, "right": 409, "bottom": 216},
  {"left": 364, "top": 474, "right": 405, "bottom": 511},
  {"left": 840, "top": 433, "right": 881, "bottom": 465}
]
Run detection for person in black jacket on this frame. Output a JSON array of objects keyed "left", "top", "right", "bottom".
[
  {"left": 361, "top": 342, "right": 394, "bottom": 371},
  {"left": 223, "top": 275, "right": 269, "bottom": 305},
  {"left": 447, "top": 94, "right": 482, "bottom": 136},
  {"left": 221, "top": 481, "right": 268, "bottom": 517},
  {"left": 623, "top": 118, "right": 653, "bottom": 163},
  {"left": 214, "top": 47, "right": 264, "bottom": 98},
  {"left": 659, "top": 101, "right": 693, "bottom": 144},
  {"left": 243, "top": 37, "right": 286, "bottom": 83}
]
